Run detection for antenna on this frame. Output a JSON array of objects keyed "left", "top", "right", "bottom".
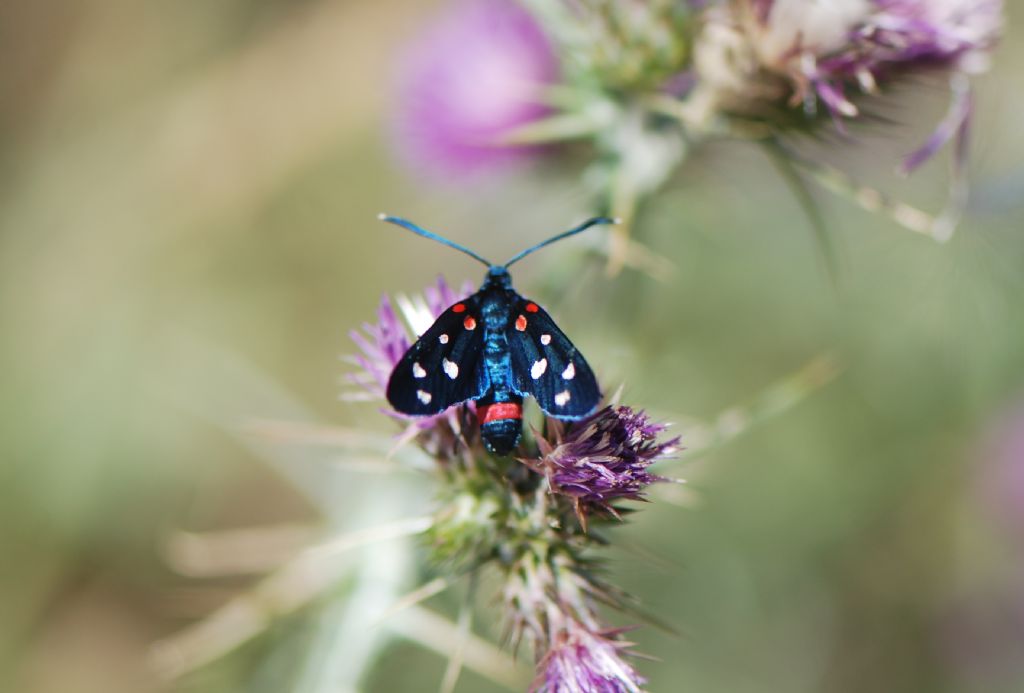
[
  {"left": 378, "top": 214, "right": 619, "bottom": 269},
  {"left": 378, "top": 214, "right": 493, "bottom": 268},
  {"left": 503, "top": 216, "right": 619, "bottom": 268}
]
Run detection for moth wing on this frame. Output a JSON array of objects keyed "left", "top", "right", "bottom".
[
  {"left": 386, "top": 295, "right": 489, "bottom": 416},
  {"left": 507, "top": 296, "right": 600, "bottom": 419}
]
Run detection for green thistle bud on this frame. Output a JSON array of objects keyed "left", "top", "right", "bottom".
[{"left": 525, "top": 0, "right": 696, "bottom": 93}]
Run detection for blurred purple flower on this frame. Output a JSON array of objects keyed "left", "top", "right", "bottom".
[
  {"left": 534, "top": 621, "right": 645, "bottom": 693},
  {"left": 391, "top": 0, "right": 559, "bottom": 181},
  {"left": 741, "top": 0, "right": 1001, "bottom": 113},
  {"left": 699, "top": 0, "right": 1001, "bottom": 166},
  {"left": 817, "top": 0, "right": 1000, "bottom": 168},
  {"left": 940, "top": 593, "right": 1024, "bottom": 689},
  {"left": 939, "top": 400, "right": 1024, "bottom": 687},
  {"left": 534, "top": 406, "right": 678, "bottom": 519},
  {"left": 975, "top": 400, "right": 1024, "bottom": 550}
]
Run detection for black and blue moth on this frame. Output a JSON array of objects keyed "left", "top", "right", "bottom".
[{"left": 380, "top": 215, "right": 615, "bottom": 455}]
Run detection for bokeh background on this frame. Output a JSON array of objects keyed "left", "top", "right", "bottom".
[{"left": 2, "top": 1, "right": 1023, "bottom": 692}]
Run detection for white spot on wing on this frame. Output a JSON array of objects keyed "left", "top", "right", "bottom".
[
  {"left": 540, "top": 334, "right": 551, "bottom": 345},
  {"left": 412, "top": 362, "right": 426, "bottom": 378},
  {"left": 439, "top": 333, "right": 449, "bottom": 344},
  {"left": 417, "top": 390, "right": 432, "bottom": 404},
  {"left": 531, "top": 358, "right": 547, "bottom": 379},
  {"left": 442, "top": 358, "right": 459, "bottom": 380},
  {"left": 554, "top": 390, "right": 571, "bottom": 407},
  {"left": 562, "top": 362, "right": 575, "bottom": 380}
]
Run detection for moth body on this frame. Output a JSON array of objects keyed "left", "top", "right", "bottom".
[{"left": 380, "top": 215, "right": 613, "bottom": 456}]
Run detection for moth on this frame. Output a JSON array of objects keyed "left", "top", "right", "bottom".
[{"left": 380, "top": 214, "right": 616, "bottom": 455}]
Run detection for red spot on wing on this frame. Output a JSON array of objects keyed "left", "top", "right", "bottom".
[
  {"left": 463, "top": 316, "right": 477, "bottom": 330},
  {"left": 515, "top": 315, "right": 527, "bottom": 331},
  {"left": 525, "top": 303, "right": 539, "bottom": 313},
  {"left": 452, "top": 303, "right": 466, "bottom": 313},
  {"left": 479, "top": 402, "right": 522, "bottom": 424}
]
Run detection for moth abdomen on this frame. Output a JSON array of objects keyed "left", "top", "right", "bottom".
[{"left": 478, "top": 397, "right": 523, "bottom": 456}]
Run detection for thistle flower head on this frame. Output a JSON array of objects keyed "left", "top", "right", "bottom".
[
  {"left": 503, "top": 542, "right": 646, "bottom": 693},
  {"left": 391, "top": 0, "right": 559, "bottom": 180},
  {"left": 533, "top": 406, "right": 679, "bottom": 517},
  {"left": 534, "top": 621, "right": 646, "bottom": 693},
  {"left": 694, "top": 0, "right": 1002, "bottom": 137}
]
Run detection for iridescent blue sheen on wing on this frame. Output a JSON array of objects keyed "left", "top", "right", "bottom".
[
  {"left": 380, "top": 215, "right": 617, "bottom": 455},
  {"left": 386, "top": 295, "right": 489, "bottom": 416},
  {"left": 507, "top": 297, "right": 600, "bottom": 420}
]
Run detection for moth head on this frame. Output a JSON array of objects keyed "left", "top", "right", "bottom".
[{"left": 484, "top": 265, "right": 512, "bottom": 288}]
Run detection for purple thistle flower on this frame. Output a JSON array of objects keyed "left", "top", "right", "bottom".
[
  {"left": 811, "top": 0, "right": 1000, "bottom": 150},
  {"left": 505, "top": 549, "right": 648, "bottom": 693},
  {"left": 699, "top": 0, "right": 1001, "bottom": 164},
  {"left": 745, "top": 0, "right": 999, "bottom": 125},
  {"left": 533, "top": 406, "right": 679, "bottom": 520},
  {"left": 534, "top": 620, "right": 646, "bottom": 693},
  {"left": 345, "top": 295, "right": 411, "bottom": 402},
  {"left": 391, "top": 0, "right": 559, "bottom": 181}
]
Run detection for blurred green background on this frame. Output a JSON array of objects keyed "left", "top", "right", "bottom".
[{"left": 2, "top": 2, "right": 1023, "bottom": 692}]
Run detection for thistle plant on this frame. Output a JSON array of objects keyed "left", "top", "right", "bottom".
[
  {"left": 149, "top": 280, "right": 841, "bottom": 691},
  {"left": 349, "top": 276, "right": 679, "bottom": 691},
  {"left": 392, "top": 0, "right": 1004, "bottom": 266}
]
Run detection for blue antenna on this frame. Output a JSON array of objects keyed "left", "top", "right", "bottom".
[
  {"left": 378, "top": 214, "right": 494, "bottom": 267},
  {"left": 378, "top": 214, "right": 618, "bottom": 268},
  {"left": 503, "top": 216, "right": 618, "bottom": 268}
]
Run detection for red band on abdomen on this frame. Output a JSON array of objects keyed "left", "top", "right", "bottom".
[{"left": 479, "top": 402, "right": 522, "bottom": 424}]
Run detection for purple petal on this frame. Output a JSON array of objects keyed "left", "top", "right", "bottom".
[
  {"left": 534, "top": 622, "right": 645, "bottom": 693},
  {"left": 539, "top": 406, "right": 678, "bottom": 513},
  {"left": 901, "top": 73, "right": 973, "bottom": 174}
]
